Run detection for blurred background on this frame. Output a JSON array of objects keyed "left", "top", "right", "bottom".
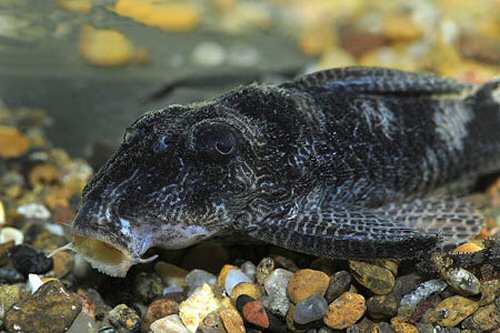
[{"left": 0, "top": 0, "right": 498, "bottom": 163}]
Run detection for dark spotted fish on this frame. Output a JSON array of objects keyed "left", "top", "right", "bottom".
[{"left": 71, "top": 67, "right": 500, "bottom": 277}]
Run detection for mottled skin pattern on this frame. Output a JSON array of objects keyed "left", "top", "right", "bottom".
[{"left": 72, "top": 67, "right": 500, "bottom": 276}]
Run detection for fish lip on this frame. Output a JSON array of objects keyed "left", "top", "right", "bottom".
[{"left": 71, "top": 225, "right": 141, "bottom": 278}]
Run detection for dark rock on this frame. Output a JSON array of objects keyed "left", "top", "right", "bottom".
[
  {"left": 325, "top": 271, "right": 351, "bottom": 303},
  {"left": 0, "top": 267, "right": 24, "bottom": 283},
  {"left": 366, "top": 295, "right": 398, "bottom": 319},
  {"left": 241, "top": 300, "right": 269, "bottom": 329},
  {"left": 141, "top": 298, "right": 179, "bottom": 333},
  {"left": 377, "top": 322, "right": 395, "bottom": 333},
  {"left": 133, "top": 272, "right": 164, "bottom": 303},
  {"left": 108, "top": 304, "right": 141, "bottom": 333},
  {"left": 5, "top": 280, "right": 81, "bottom": 333},
  {"left": 9, "top": 244, "right": 53, "bottom": 275},
  {"left": 389, "top": 273, "right": 423, "bottom": 300},
  {"left": 294, "top": 295, "right": 328, "bottom": 325}
]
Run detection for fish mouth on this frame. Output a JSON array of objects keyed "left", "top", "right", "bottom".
[{"left": 72, "top": 232, "right": 158, "bottom": 278}]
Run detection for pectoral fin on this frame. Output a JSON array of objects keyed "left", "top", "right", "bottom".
[
  {"left": 376, "top": 198, "right": 484, "bottom": 251},
  {"left": 235, "top": 205, "right": 439, "bottom": 260}
]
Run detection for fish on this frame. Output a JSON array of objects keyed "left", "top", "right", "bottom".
[{"left": 70, "top": 66, "right": 500, "bottom": 277}]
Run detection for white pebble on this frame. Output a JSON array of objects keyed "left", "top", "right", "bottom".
[
  {"left": 225, "top": 268, "right": 252, "bottom": 295},
  {"left": 191, "top": 42, "right": 226, "bottom": 67},
  {"left": 151, "top": 314, "right": 189, "bottom": 333},
  {"left": 0, "top": 227, "right": 23, "bottom": 245},
  {"left": 179, "top": 283, "right": 220, "bottom": 333},
  {"left": 27, "top": 274, "right": 44, "bottom": 293},
  {"left": 17, "top": 203, "right": 51, "bottom": 220}
]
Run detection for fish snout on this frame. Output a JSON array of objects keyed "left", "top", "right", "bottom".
[{"left": 71, "top": 200, "right": 156, "bottom": 277}]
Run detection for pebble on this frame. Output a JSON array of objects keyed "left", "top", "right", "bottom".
[
  {"left": 366, "top": 295, "right": 398, "bottom": 319},
  {"left": 240, "top": 261, "right": 257, "bottom": 282},
  {"left": 141, "top": 298, "right": 179, "bottom": 333},
  {"left": 66, "top": 310, "right": 98, "bottom": 333},
  {"left": 219, "top": 298, "right": 245, "bottom": 333},
  {"left": 0, "top": 284, "right": 28, "bottom": 319},
  {"left": 108, "top": 303, "right": 141, "bottom": 333},
  {"left": 179, "top": 283, "right": 220, "bottom": 333},
  {"left": 52, "top": 252, "right": 75, "bottom": 279},
  {"left": 377, "top": 321, "right": 395, "bottom": 333},
  {"left": 0, "top": 267, "right": 24, "bottom": 283},
  {"left": 5, "top": 280, "right": 81, "bottom": 333},
  {"left": 185, "top": 269, "right": 217, "bottom": 294},
  {"left": 230, "top": 282, "right": 262, "bottom": 303},
  {"left": 399, "top": 279, "right": 447, "bottom": 311},
  {"left": 389, "top": 316, "right": 419, "bottom": 333},
  {"left": 241, "top": 299, "right": 270, "bottom": 329},
  {"left": 17, "top": 202, "right": 51, "bottom": 220},
  {"left": 462, "top": 301, "right": 500, "bottom": 332},
  {"left": 191, "top": 42, "right": 227, "bottom": 67},
  {"left": 478, "top": 280, "right": 500, "bottom": 305},
  {"left": 0, "top": 240, "right": 15, "bottom": 266},
  {"left": 133, "top": 272, "right": 165, "bottom": 303},
  {"left": 262, "top": 268, "right": 293, "bottom": 317},
  {"left": 287, "top": 269, "right": 330, "bottom": 304},
  {"left": 441, "top": 268, "right": 481, "bottom": 296},
  {"left": 389, "top": 274, "right": 423, "bottom": 300},
  {"left": 349, "top": 261, "right": 395, "bottom": 295},
  {"left": 218, "top": 265, "right": 239, "bottom": 289},
  {"left": 294, "top": 295, "right": 329, "bottom": 325},
  {"left": 0, "top": 226, "right": 24, "bottom": 245},
  {"left": 433, "top": 295, "right": 479, "bottom": 327},
  {"left": 200, "top": 311, "right": 226, "bottom": 333},
  {"left": 415, "top": 323, "right": 434, "bottom": 333},
  {"left": 256, "top": 257, "right": 274, "bottom": 284},
  {"left": 323, "top": 292, "right": 366, "bottom": 330},
  {"left": 0, "top": 126, "right": 31, "bottom": 158},
  {"left": 225, "top": 269, "right": 253, "bottom": 295},
  {"left": 10, "top": 244, "right": 53, "bottom": 275},
  {"left": 150, "top": 314, "right": 189, "bottom": 333},
  {"left": 453, "top": 242, "right": 483, "bottom": 253},
  {"left": 155, "top": 262, "right": 189, "bottom": 288},
  {"left": 325, "top": 270, "right": 352, "bottom": 303}
]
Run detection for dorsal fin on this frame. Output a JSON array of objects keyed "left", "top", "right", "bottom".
[{"left": 286, "top": 66, "right": 472, "bottom": 95}]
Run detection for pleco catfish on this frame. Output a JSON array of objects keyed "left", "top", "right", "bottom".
[{"left": 70, "top": 67, "right": 500, "bottom": 277}]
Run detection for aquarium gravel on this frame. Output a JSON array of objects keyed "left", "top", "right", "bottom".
[{"left": 0, "top": 104, "right": 498, "bottom": 333}]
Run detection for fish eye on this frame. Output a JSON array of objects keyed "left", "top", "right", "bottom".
[{"left": 193, "top": 121, "right": 240, "bottom": 159}]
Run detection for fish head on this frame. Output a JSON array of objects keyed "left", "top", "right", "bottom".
[{"left": 72, "top": 85, "right": 308, "bottom": 277}]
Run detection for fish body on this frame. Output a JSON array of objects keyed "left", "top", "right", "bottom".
[{"left": 72, "top": 67, "right": 500, "bottom": 277}]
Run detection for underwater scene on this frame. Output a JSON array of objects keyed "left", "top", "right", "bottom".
[{"left": 0, "top": 1, "right": 498, "bottom": 333}]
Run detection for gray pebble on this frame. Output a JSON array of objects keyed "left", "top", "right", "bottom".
[
  {"left": 225, "top": 269, "right": 252, "bottom": 295},
  {"left": 415, "top": 323, "right": 434, "bottom": 333},
  {"left": 133, "top": 272, "right": 164, "bottom": 303},
  {"left": 163, "top": 284, "right": 183, "bottom": 295},
  {"left": 186, "top": 269, "right": 217, "bottom": 293},
  {"left": 241, "top": 261, "right": 257, "bottom": 281},
  {"left": 377, "top": 322, "right": 395, "bottom": 333},
  {"left": 389, "top": 273, "right": 423, "bottom": 300},
  {"left": 441, "top": 268, "right": 481, "bottom": 296},
  {"left": 263, "top": 268, "right": 293, "bottom": 317},
  {"left": 400, "top": 279, "right": 447, "bottom": 309},
  {"left": 294, "top": 295, "right": 328, "bottom": 325},
  {"left": 325, "top": 270, "right": 351, "bottom": 303}
]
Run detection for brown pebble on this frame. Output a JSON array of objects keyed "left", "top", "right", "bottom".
[
  {"left": 0, "top": 126, "right": 31, "bottom": 158},
  {"left": 242, "top": 300, "right": 270, "bottom": 329},
  {"left": 390, "top": 316, "right": 419, "bottom": 333},
  {"left": 220, "top": 298, "right": 245, "bottom": 333},
  {"left": 230, "top": 282, "right": 262, "bottom": 304},
  {"left": 433, "top": 295, "right": 478, "bottom": 327},
  {"left": 256, "top": 257, "right": 274, "bottom": 285},
  {"left": 462, "top": 302, "right": 500, "bottom": 332},
  {"left": 200, "top": 311, "right": 226, "bottom": 333},
  {"left": 52, "top": 252, "right": 75, "bottom": 279},
  {"left": 349, "top": 261, "right": 395, "bottom": 295},
  {"left": 141, "top": 298, "right": 179, "bottom": 333},
  {"left": 218, "top": 264, "right": 239, "bottom": 289},
  {"left": 287, "top": 269, "right": 330, "bottom": 304},
  {"left": 323, "top": 292, "right": 366, "bottom": 330},
  {"left": 366, "top": 295, "right": 398, "bottom": 319}
]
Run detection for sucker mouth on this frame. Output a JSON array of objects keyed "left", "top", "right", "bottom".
[{"left": 72, "top": 234, "right": 157, "bottom": 277}]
